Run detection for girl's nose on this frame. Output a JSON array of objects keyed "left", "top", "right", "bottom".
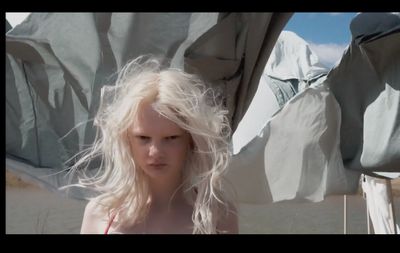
[{"left": 148, "top": 142, "right": 163, "bottom": 158}]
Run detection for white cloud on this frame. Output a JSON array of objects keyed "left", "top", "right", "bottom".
[
  {"left": 308, "top": 42, "right": 348, "bottom": 68},
  {"left": 6, "top": 12, "right": 31, "bottom": 27},
  {"left": 328, "top": 13, "right": 343, "bottom": 16}
]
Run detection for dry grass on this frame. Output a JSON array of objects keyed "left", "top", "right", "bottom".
[
  {"left": 6, "top": 169, "right": 40, "bottom": 189},
  {"left": 6, "top": 167, "right": 400, "bottom": 196},
  {"left": 392, "top": 178, "right": 400, "bottom": 197}
]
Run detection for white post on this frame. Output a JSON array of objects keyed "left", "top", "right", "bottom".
[
  {"left": 386, "top": 179, "right": 397, "bottom": 234},
  {"left": 362, "top": 174, "right": 372, "bottom": 234},
  {"left": 364, "top": 190, "right": 371, "bottom": 234},
  {"left": 344, "top": 194, "right": 347, "bottom": 234}
]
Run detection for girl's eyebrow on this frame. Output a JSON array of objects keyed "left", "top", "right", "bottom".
[
  {"left": 132, "top": 132, "right": 147, "bottom": 136},
  {"left": 131, "top": 131, "right": 183, "bottom": 137},
  {"left": 167, "top": 133, "right": 182, "bottom": 136}
]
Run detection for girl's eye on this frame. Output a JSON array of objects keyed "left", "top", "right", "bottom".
[
  {"left": 137, "top": 136, "right": 150, "bottom": 141},
  {"left": 166, "top": 136, "right": 179, "bottom": 140}
]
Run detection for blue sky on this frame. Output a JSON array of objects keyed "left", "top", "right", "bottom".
[
  {"left": 7, "top": 12, "right": 357, "bottom": 68},
  {"left": 284, "top": 12, "right": 358, "bottom": 67},
  {"left": 284, "top": 13, "right": 357, "bottom": 44}
]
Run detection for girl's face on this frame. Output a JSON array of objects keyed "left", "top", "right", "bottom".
[{"left": 129, "top": 101, "right": 192, "bottom": 183}]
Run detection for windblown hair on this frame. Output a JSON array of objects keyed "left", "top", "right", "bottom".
[{"left": 69, "top": 55, "right": 233, "bottom": 234}]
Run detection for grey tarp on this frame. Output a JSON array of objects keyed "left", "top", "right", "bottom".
[
  {"left": 6, "top": 19, "right": 12, "bottom": 32},
  {"left": 227, "top": 13, "right": 399, "bottom": 204},
  {"left": 263, "top": 30, "right": 329, "bottom": 107},
  {"left": 228, "top": 83, "right": 361, "bottom": 203},
  {"left": 327, "top": 13, "right": 400, "bottom": 174},
  {"left": 227, "top": 30, "right": 359, "bottom": 204},
  {"left": 231, "top": 31, "right": 329, "bottom": 154},
  {"left": 5, "top": 13, "right": 292, "bottom": 197}
]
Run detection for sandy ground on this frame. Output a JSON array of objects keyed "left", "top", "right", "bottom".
[
  {"left": 6, "top": 170, "right": 400, "bottom": 234},
  {"left": 240, "top": 195, "right": 399, "bottom": 234},
  {"left": 6, "top": 187, "right": 87, "bottom": 234}
]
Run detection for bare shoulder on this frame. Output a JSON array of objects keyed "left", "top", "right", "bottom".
[
  {"left": 80, "top": 199, "right": 109, "bottom": 234},
  {"left": 217, "top": 202, "right": 239, "bottom": 234}
]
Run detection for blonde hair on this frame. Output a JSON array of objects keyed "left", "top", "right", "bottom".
[{"left": 69, "top": 55, "right": 233, "bottom": 234}]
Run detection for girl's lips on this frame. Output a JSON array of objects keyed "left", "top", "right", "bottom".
[{"left": 148, "top": 163, "right": 167, "bottom": 169}]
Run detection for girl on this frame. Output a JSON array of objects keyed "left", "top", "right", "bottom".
[{"left": 70, "top": 55, "right": 237, "bottom": 234}]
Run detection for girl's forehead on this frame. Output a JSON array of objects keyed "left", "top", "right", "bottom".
[{"left": 133, "top": 102, "right": 184, "bottom": 134}]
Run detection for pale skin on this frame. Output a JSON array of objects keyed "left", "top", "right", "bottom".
[{"left": 81, "top": 100, "right": 238, "bottom": 234}]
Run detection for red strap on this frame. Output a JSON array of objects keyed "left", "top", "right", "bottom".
[{"left": 104, "top": 213, "right": 117, "bottom": 234}]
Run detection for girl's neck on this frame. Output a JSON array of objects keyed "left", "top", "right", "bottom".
[{"left": 148, "top": 179, "right": 186, "bottom": 211}]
